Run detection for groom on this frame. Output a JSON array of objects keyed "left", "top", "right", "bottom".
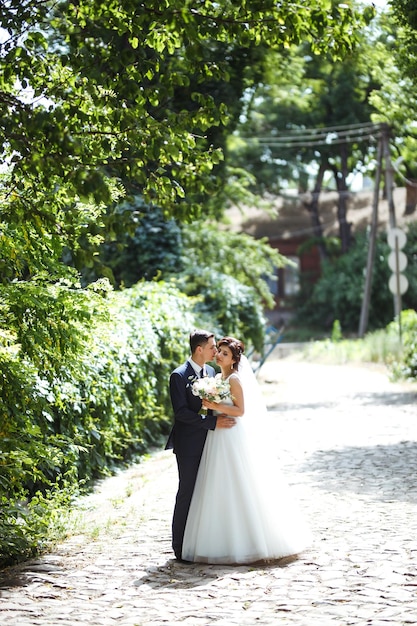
[{"left": 166, "top": 328, "right": 236, "bottom": 561}]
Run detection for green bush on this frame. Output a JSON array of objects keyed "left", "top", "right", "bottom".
[
  {"left": 0, "top": 273, "right": 268, "bottom": 566},
  {"left": 173, "top": 268, "right": 266, "bottom": 353},
  {"left": 387, "top": 309, "right": 417, "bottom": 381},
  {"left": 0, "top": 279, "right": 195, "bottom": 566},
  {"left": 295, "top": 225, "right": 417, "bottom": 333},
  {"left": 81, "top": 200, "right": 183, "bottom": 287}
]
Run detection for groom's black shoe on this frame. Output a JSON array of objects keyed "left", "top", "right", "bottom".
[{"left": 174, "top": 550, "right": 192, "bottom": 564}]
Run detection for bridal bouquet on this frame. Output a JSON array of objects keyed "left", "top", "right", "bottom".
[{"left": 191, "top": 373, "right": 230, "bottom": 404}]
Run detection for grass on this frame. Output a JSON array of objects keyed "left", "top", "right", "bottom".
[
  {"left": 278, "top": 320, "right": 403, "bottom": 365},
  {"left": 296, "top": 328, "right": 403, "bottom": 368}
]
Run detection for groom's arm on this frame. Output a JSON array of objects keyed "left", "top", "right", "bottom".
[{"left": 169, "top": 371, "right": 217, "bottom": 430}]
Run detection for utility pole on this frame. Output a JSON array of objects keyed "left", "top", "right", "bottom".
[
  {"left": 358, "top": 135, "right": 383, "bottom": 338},
  {"left": 382, "top": 123, "right": 397, "bottom": 231},
  {"left": 382, "top": 123, "right": 402, "bottom": 321},
  {"left": 359, "top": 124, "right": 401, "bottom": 337}
]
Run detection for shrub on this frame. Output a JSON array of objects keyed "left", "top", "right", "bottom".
[
  {"left": 295, "top": 225, "right": 417, "bottom": 334},
  {"left": 0, "top": 273, "right": 268, "bottom": 566},
  {"left": 173, "top": 268, "right": 266, "bottom": 352},
  {"left": 387, "top": 309, "right": 417, "bottom": 381},
  {"left": 0, "top": 279, "right": 195, "bottom": 566}
]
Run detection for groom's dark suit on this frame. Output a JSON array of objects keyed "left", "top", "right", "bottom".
[{"left": 166, "top": 360, "right": 216, "bottom": 559}]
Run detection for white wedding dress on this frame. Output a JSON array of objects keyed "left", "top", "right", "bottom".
[{"left": 182, "top": 360, "right": 311, "bottom": 564}]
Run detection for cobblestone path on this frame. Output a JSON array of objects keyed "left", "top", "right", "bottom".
[{"left": 1, "top": 357, "right": 416, "bottom": 626}]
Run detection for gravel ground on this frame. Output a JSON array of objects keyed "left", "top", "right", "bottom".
[{"left": 0, "top": 353, "right": 416, "bottom": 626}]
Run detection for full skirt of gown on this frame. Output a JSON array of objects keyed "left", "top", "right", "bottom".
[{"left": 182, "top": 414, "right": 311, "bottom": 564}]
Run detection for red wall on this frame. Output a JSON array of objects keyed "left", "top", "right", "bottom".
[{"left": 269, "top": 237, "right": 321, "bottom": 308}]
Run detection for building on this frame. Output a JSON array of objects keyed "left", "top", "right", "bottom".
[{"left": 226, "top": 187, "right": 414, "bottom": 324}]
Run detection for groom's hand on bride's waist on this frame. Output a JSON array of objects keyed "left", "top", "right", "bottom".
[{"left": 216, "top": 415, "right": 236, "bottom": 429}]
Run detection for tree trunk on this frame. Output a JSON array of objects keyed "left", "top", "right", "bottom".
[
  {"left": 404, "top": 179, "right": 417, "bottom": 215},
  {"left": 302, "top": 161, "right": 328, "bottom": 261},
  {"left": 331, "top": 144, "right": 352, "bottom": 254}
]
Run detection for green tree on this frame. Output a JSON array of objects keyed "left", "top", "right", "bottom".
[
  {"left": 295, "top": 222, "right": 417, "bottom": 332},
  {"left": 229, "top": 11, "right": 387, "bottom": 255},
  {"left": 0, "top": 0, "right": 372, "bottom": 284},
  {"left": 391, "top": 0, "right": 417, "bottom": 79},
  {"left": 81, "top": 206, "right": 285, "bottom": 345},
  {"left": 370, "top": 7, "right": 417, "bottom": 214},
  {"left": 79, "top": 198, "right": 183, "bottom": 287},
  {"left": 0, "top": 0, "right": 378, "bottom": 564},
  {"left": 179, "top": 223, "right": 281, "bottom": 308}
]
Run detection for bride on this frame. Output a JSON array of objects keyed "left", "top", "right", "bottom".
[{"left": 182, "top": 336, "right": 311, "bottom": 564}]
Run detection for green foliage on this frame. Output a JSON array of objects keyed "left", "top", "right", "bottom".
[
  {"left": 401, "top": 222, "right": 417, "bottom": 306},
  {"left": 295, "top": 231, "right": 390, "bottom": 332},
  {"left": 81, "top": 214, "right": 282, "bottom": 352},
  {"left": 1, "top": 1, "right": 369, "bottom": 289},
  {"left": 174, "top": 268, "right": 266, "bottom": 353},
  {"left": 331, "top": 320, "right": 343, "bottom": 342},
  {"left": 166, "top": 220, "right": 287, "bottom": 352},
  {"left": 392, "top": 0, "right": 417, "bottom": 81},
  {"left": 359, "top": 328, "right": 403, "bottom": 365},
  {"left": 229, "top": 15, "right": 384, "bottom": 196},
  {"left": 179, "top": 221, "right": 285, "bottom": 309},
  {"left": 0, "top": 279, "right": 196, "bottom": 566},
  {"left": 0, "top": 0, "right": 375, "bottom": 568},
  {"left": 295, "top": 224, "right": 417, "bottom": 334},
  {"left": 368, "top": 11, "right": 417, "bottom": 182},
  {"left": 0, "top": 272, "right": 270, "bottom": 566},
  {"left": 299, "top": 328, "right": 403, "bottom": 366},
  {"left": 0, "top": 170, "right": 125, "bottom": 283},
  {"left": 81, "top": 198, "right": 184, "bottom": 287},
  {"left": 387, "top": 309, "right": 417, "bottom": 381},
  {"left": 0, "top": 483, "right": 75, "bottom": 566},
  {"left": 0, "top": 0, "right": 368, "bottom": 228}
]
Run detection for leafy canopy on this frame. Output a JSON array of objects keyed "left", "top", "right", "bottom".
[
  {"left": 0, "top": 1, "right": 371, "bottom": 282},
  {"left": 1, "top": 2, "right": 371, "bottom": 198}
]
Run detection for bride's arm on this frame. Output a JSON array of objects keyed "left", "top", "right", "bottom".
[{"left": 202, "top": 376, "right": 244, "bottom": 417}]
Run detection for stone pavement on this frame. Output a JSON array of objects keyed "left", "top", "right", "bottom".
[{"left": 1, "top": 355, "right": 416, "bottom": 626}]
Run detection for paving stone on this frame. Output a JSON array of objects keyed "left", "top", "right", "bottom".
[{"left": 0, "top": 357, "right": 416, "bottom": 625}]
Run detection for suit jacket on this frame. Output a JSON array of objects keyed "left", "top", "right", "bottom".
[{"left": 165, "top": 360, "right": 217, "bottom": 456}]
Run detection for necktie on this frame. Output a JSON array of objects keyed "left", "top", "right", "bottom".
[{"left": 200, "top": 368, "right": 205, "bottom": 378}]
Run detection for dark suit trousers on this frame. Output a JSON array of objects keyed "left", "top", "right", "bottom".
[{"left": 172, "top": 453, "right": 202, "bottom": 559}]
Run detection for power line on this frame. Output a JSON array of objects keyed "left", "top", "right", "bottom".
[
  {"left": 276, "top": 120, "right": 376, "bottom": 131},
  {"left": 252, "top": 133, "right": 380, "bottom": 149},
  {"left": 242, "top": 122, "right": 383, "bottom": 149},
  {"left": 244, "top": 121, "right": 382, "bottom": 137}
]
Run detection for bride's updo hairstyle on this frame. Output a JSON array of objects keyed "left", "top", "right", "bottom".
[{"left": 218, "top": 336, "right": 245, "bottom": 370}]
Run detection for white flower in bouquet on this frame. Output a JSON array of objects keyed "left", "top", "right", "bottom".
[{"left": 191, "top": 373, "right": 230, "bottom": 404}]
